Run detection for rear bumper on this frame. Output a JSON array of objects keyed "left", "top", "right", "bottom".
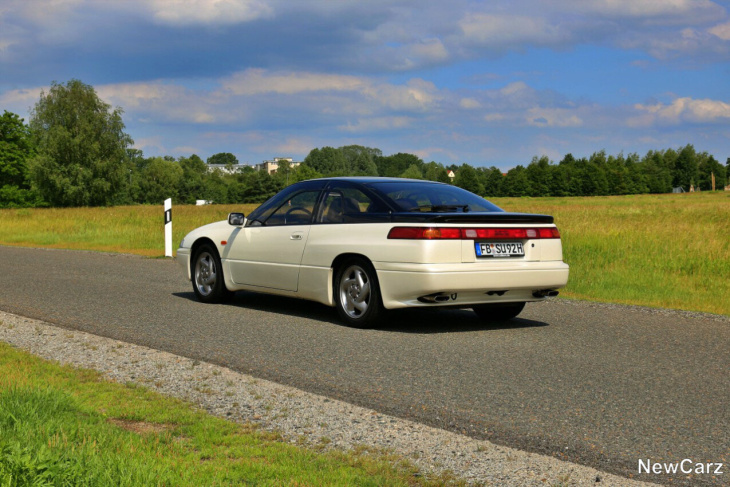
[{"left": 374, "top": 261, "right": 569, "bottom": 309}]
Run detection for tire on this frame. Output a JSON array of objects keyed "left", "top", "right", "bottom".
[
  {"left": 334, "top": 258, "right": 384, "bottom": 328},
  {"left": 473, "top": 302, "right": 525, "bottom": 321},
  {"left": 191, "top": 243, "right": 234, "bottom": 304}
]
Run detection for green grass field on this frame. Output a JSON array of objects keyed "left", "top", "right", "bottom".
[
  {"left": 0, "top": 339, "right": 455, "bottom": 486},
  {"left": 491, "top": 192, "right": 730, "bottom": 316},
  {"left": 0, "top": 192, "right": 728, "bottom": 315}
]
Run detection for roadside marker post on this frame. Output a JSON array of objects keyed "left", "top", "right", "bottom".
[{"left": 164, "top": 198, "right": 172, "bottom": 257}]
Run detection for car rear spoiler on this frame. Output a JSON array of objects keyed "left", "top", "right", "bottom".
[{"left": 390, "top": 212, "right": 555, "bottom": 224}]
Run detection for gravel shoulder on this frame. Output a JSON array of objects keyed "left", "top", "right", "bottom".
[{"left": 0, "top": 309, "right": 656, "bottom": 486}]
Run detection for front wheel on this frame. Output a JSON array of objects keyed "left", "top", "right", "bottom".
[
  {"left": 473, "top": 302, "right": 525, "bottom": 321},
  {"left": 192, "top": 243, "right": 233, "bottom": 303},
  {"left": 334, "top": 258, "right": 384, "bottom": 328}
]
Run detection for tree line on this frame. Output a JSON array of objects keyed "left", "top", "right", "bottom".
[{"left": 1, "top": 79, "right": 728, "bottom": 208}]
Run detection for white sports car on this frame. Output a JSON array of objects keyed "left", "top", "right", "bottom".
[{"left": 177, "top": 177, "right": 569, "bottom": 327}]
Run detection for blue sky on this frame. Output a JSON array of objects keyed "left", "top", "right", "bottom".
[{"left": 1, "top": 0, "right": 729, "bottom": 170}]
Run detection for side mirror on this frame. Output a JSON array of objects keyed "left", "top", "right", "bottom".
[{"left": 228, "top": 212, "right": 245, "bottom": 226}]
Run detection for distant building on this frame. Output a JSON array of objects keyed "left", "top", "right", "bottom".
[
  {"left": 447, "top": 170, "right": 455, "bottom": 180},
  {"left": 206, "top": 163, "right": 252, "bottom": 175},
  {"left": 255, "top": 157, "right": 301, "bottom": 174}
]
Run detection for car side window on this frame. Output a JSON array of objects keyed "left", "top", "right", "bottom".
[
  {"left": 264, "top": 190, "right": 320, "bottom": 226},
  {"left": 318, "top": 187, "right": 386, "bottom": 224},
  {"left": 320, "top": 192, "right": 344, "bottom": 223}
]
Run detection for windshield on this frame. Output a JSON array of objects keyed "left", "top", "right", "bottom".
[{"left": 369, "top": 181, "right": 503, "bottom": 213}]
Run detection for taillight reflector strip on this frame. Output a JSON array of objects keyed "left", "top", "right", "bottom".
[
  {"left": 387, "top": 226, "right": 561, "bottom": 240},
  {"left": 387, "top": 227, "right": 461, "bottom": 239}
]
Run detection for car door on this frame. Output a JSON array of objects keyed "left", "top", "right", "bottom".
[{"left": 227, "top": 188, "right": 321, "bottom": 291}]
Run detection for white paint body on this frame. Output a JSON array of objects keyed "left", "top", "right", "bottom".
[{"left": 177, "top": 219, "right": 569, "bottom": 310}]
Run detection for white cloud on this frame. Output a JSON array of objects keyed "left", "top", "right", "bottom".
[
  {"left": 3, "top": 0, "right": 83, "bottom": 26},
  {"left": 459, "top": 98, "right": 481, "bottom": 109},
  {"left": 570, "top": 0, "right": 721, "bottom": 20},
  {"left": 339, "top": 116, "right": 413, "bottom": 133},
  {"left": 270, "top": 137, "right": 316, "bottom": 156},
  {"left": 709, "top": 21, "right": 730, "bottom": 40},
  {"left": 0, "top": 87, "right": 40, "bottom": 112},
  {"left": 459, "top": 13, "right": 566, "bottom": 48},
  {"left": 221, "top": 69, "right": 366, "bottom": 96},
  {"left": 408, "top": 38, "right": 450, "bottom": 63},
  {"left": 366, "top": 79, "right": 439, "bottom": 112},
  {"left": 97, "top": 81, "right": 235, "bottom": 124},
  {"left": 452, "top": 1, "right": 729, "bottom": 61},
  {"left": 526, "top": 107, "right": 584, "bottom": 127},
  {"left": 134, "top": 136, "right": 166, "bottom": 154},
  {"left": 630, "top": 96, "right": 730, "bottom": 126},
  {"left": 220, "top": 69, "right": 439, "bottom": 112},
  {"left": 144, "top": 0, "right": 273, "bottom": 25},
  {"left": 172, "top": 145, "right": 200, "bottom": 154},
  {"left": 499, "top": 81, "right": 530, "bottom": 97},
  {"left": 483, "top": 113, "right": 506, "bottom": 122},
  {"left": 0, "top": 87, "right": 49, "bottom": 120}
]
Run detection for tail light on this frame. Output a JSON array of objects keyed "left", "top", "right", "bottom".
[{"left": 387, "top": 226, "right": 561, "bottom": 240}]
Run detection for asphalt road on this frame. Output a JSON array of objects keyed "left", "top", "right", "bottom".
[{"left": 1, "top": 246, "right": 728, "bottom": 486}]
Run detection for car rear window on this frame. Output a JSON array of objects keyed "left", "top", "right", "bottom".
[{"left": 368, "top": 181, "right": 503, "bottom": 213}]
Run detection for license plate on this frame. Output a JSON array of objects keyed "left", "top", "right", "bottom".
[{"left": 475, "top": 242, "right": 524, "bottom": 258}]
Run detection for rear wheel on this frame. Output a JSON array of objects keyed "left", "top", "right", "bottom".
[
  {"left": 192, "top": 243, "right": 233, "bottom": 303},
  {"left": 473, "top": 302, "right": 525, "bottom": 321},
  {"left": 334, "top": 258, "right": 384, "bottom": 328}
]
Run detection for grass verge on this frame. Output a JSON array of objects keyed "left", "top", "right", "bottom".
[
  {"left": 0, "top": 340, "right": 456, "bottom": 486},
  {"left": 493, "top": 192, "right": 730, "bottom": 316},
  {"left": 0, "top": 192, "right": 728, "bottom": 315}
]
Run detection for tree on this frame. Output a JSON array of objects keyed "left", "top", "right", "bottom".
[
  {"left": 303, "top": 147, "right": 349, "bottom": 176},
  {"left": 272, "top": 159, "right": 296, "bottom": 186},
  {"left": 240, "top": 171, "right": 283, "bottom": 203},
  {"left": 697, "top": 153, "right": 727, "bottom": 191},
  {"left": 207, "top": 152, "right": 238, "bottom": 166},
  {"left": 481, "top": 167, "right": 504, "bottom": 196},
  {"left": 641, "top": 150, "right": 673, "bottom": 194},
  {"left": 289, "top": 164, "right": 322, "bottom": 184},
  {"left": 624, "top": 153, "right": 648, "bottom": 194},
  {"left": 0, "top": 111, "right": 40, "bottom": 207},
  {"left": 340, "top": 145, "right": 380, "bottom": 176},
  {"left": 139, "top": 157, "right": 183, "bottom": 204},
  {"left": 525, "top": 155, "right": 552, "bottom": 196},
  {"left": 502, "top": 165, "right": 531, "bottom": 197},
  {"left": 178, "top": 154, "right": 209, "bottom": 203},
  {"left": 375, "top": 153, "right": 423, "bottom": 178},
  {"left": 572, "top": 157, "right": 608, "bottom": 196},
  {"left": 400, "top": 164, "right": 424, "bottom": 179},
  {"left": 454, "top": 164, "right": 484, "bottom": 195},
  {"left": 352, "top": 152, "right": 379, "bottom": 176},
  {"left": 672, "top": 144, "right": 699, "bottom": 191},
  {"left": 604, "top": 153, "right": 630, "bottom": 195},
  {"left": 423, "top": 161, "right": 450, "bottom": 183},
  {"left": 28, "top": 79, "right": 133, "bottom": 206}
]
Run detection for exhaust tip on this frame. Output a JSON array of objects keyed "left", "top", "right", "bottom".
[
  {"left": 418, "top": 292, "right": 458, "bottom": 303},
  {"left": 533, "top": 289, "right": 559, "bottom": 298}
]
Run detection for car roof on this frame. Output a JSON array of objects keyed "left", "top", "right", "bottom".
[{"left": 301, "top": 177, "right": 448, "bottom": 185}]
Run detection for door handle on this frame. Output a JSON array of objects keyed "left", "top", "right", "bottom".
[{"left": 290, "top": 233, "right": 303, "bottom": 240}]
